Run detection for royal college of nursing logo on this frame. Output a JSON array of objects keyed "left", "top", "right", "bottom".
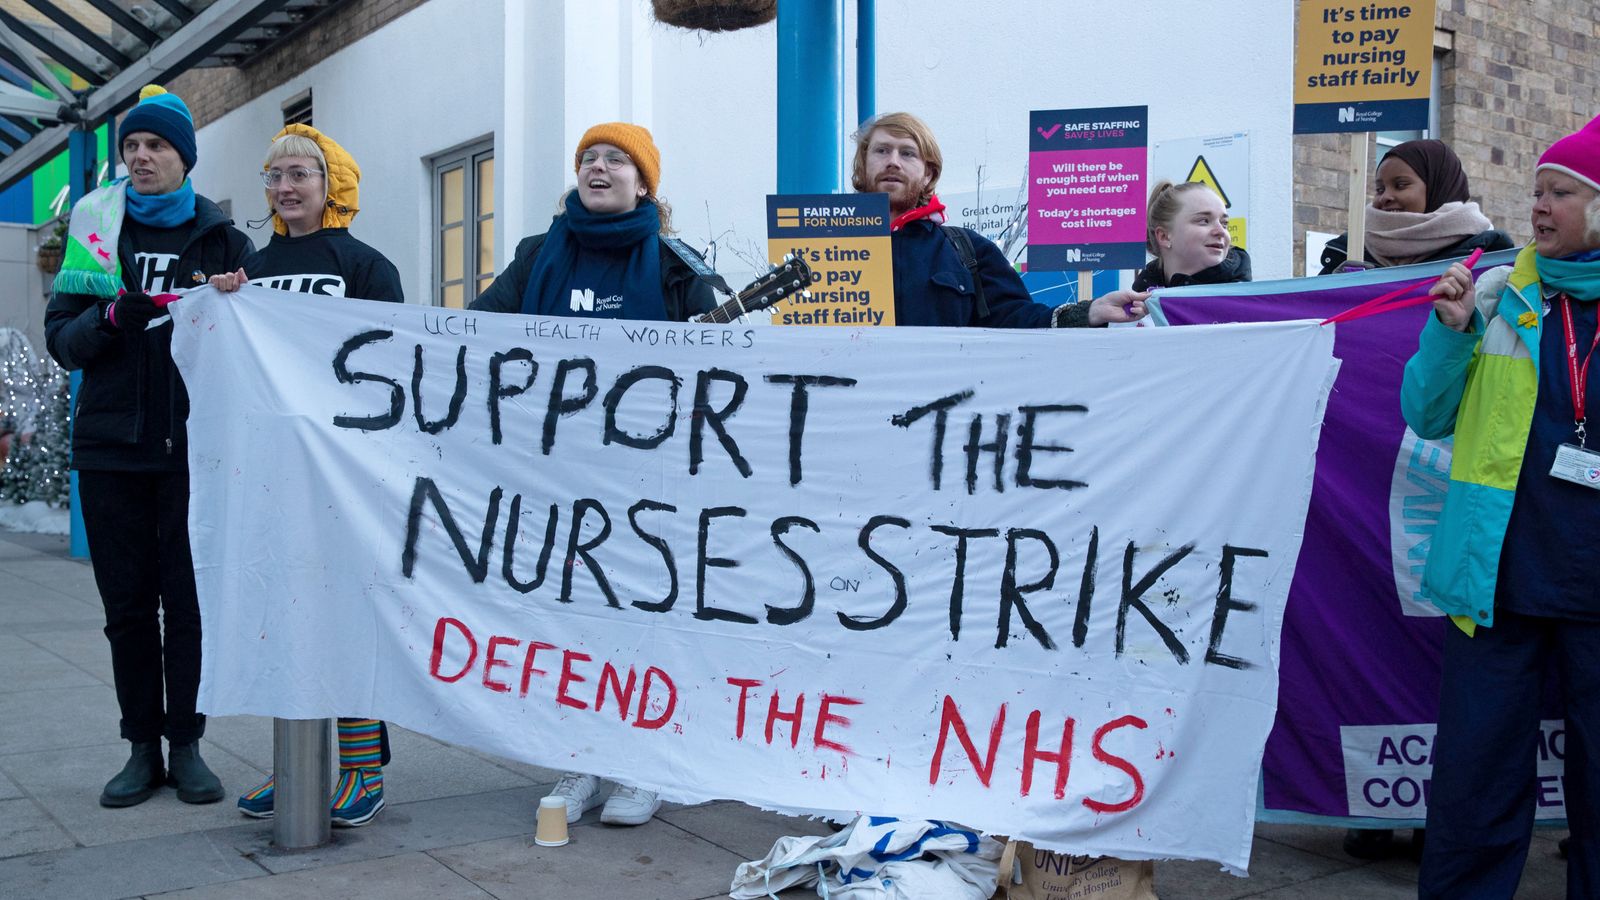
[
  {"left": 570, "top": 288, "right": 596, "bottom": 312},
  {"left": 1338, "top": 106, "right": 1356, "bottom": 123}
]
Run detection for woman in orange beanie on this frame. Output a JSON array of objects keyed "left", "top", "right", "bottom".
[{"left": 471, "top": 123, "right": 721, "bottom": 828}]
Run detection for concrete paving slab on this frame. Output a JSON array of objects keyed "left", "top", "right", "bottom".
[
  {"left": 1153, "top": 835, "right": 1357, "bottom": 900},
  {"left": 17, "top": 625, "right": 115, "bottom": 683},
  {"left": 658, "top": 800, "right": 833, "bottom": 862},
  {"left": 0, "top": 632, "right": 103, "bottom": 692},
  {"left": 0, "top": 796, "right": 77, "bottom": 858},
  {"left": 0, "top": 766, "right": 22, "bottom": 800},
  {"left": 0, "top": 558, "right": 105, "bottom": 600},
  {"left": 0, "top": 684, "right": 122, "bottom": 754},
  {"left": 0, "top": 826, "right": 267, "bottom": 899},
  {"left": 0, "top": 582, "right": 106, "bottom": 627},
  {"left": 230, "top": 785, "right": 546, "bottom": 875},
  {"left": 430, "top": 817, "right": 748, "bottom": 900},
  {"left": 0, "top": 531, "right": 71, "bottom": 557},
  {"left": 1509, "top": 843, "right": 1573, "bottom": 900},
  {"left": 1245, "top": 864, "right": 1419, "bottom": 899},
  {"left": 457, "top": 742, "right": 568, "bottom": 785},
  {"left": 195, "top": 714, "right": 275, "bottom": 772},
  {"left": 1255, "top": 820, "right": 1390, "bottom": 862},
  {"left": 5, "top": 739, "right": 271, "bottom": 847},
  {"left": 148, "top": 850, "right": 496, "bottom": 899}
]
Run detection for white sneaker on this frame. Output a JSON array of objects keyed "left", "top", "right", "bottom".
[
  {"left": 546, "top": 773, "right": 603, "bottom": 824},
  {"left": 600, "top": 783, "right": 661, "bottom": 826}
]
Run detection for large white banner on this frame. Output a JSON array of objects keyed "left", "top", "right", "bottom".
[{"left": 172, "top": 287, "right": 1337, "bottom": 871}]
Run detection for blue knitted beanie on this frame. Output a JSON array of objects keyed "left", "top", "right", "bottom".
[{"left": 119, "top": 85, "right": 197, "bottom": 170}]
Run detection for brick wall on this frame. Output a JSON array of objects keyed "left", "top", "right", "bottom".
[
  {"left": 169, "top": 0, "right": 429, "bottom": 129},
  {"left": 1292, "top": 0, "right": 1600, "bottom": 273}
]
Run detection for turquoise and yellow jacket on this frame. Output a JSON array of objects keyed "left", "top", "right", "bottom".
[{"left": 1399, "top": 245, "right": 1545, "bottom": 630}]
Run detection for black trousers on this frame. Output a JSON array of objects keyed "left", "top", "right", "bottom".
[
  {"left": 78, "top": 469, "right": 205, "bottom": 744},
  {"left": 1420, "top": 609, "right": 1599, "bottom": 900}
]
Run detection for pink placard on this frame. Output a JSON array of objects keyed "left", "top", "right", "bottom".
[{"left": 1028, "top": 147, "right": 1148, "bottom": 246}]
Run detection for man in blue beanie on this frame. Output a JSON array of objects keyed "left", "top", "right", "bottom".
[{"left": 44, "top": 85, "right": 254, "bottom": 808}]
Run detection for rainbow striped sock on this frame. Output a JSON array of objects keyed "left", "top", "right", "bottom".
[{"left": 337, "top": 718, "right": 384, "bottom": 773}]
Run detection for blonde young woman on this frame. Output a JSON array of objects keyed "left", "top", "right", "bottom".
[
  {"left": 210, "top": 124, "right": 402, "bottom": 827},
  {"left": 1131, "top": 180, "right": 1251, "bottom": 290}
]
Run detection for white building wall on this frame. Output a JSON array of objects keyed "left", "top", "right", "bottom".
[
  {"left": 191, "top": 0, "right": 503, "bottom": 301},
  {"left": 192, "top": 0, "right": 1294, "bottom": 300},
  {"left": 652, "top": 0, "right": 1295, "bottom": 284}
]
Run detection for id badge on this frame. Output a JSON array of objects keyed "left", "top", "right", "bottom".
[{"left": 1550, "top": 443, "right": 1600, "bottom": 489}]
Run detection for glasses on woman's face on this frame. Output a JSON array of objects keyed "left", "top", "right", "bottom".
[
  {"left": 261, "top": 166, "right": 323, "bottom": 188},
  {"left": 579, "top": 150, "right": 633, "bottom": 171}
]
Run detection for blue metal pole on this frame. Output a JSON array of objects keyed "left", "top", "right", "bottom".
[
  {"left": 777, "top": 0, "right": 841, "bottom": 194},
  {"left": 856, "top": 0, "right": 874, "bottom": 125},
  {"left": 66, "top": 125, "right": 95, "bottom": 559}
]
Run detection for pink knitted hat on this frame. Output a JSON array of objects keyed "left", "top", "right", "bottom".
[{"left": 1538, "top": 113, "right": 1600, "bottom": 193}]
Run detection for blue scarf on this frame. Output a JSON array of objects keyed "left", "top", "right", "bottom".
[
  {"left": 520, "top": 192, "right": 665, "bottom": 319},
  {"left": 125, "top": 177, "right": 196, "bottom": 228},
  {"left": 1535, "top": 249, "right": 1600, "bottom": 302}
]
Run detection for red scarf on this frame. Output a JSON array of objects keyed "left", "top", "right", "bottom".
[{"left": 890, "top": 195, "right": 947, "bottom": 232}]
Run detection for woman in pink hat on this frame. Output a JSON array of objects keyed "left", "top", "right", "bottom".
[{"left": 1400, "top": 113, "right": 1600, "bottom": 898}]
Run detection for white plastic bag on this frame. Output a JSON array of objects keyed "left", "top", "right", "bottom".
[{"left": 730, "top": 816, "right": 1002, "bottom": 900}]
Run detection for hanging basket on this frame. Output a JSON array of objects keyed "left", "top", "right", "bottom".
[
  {"left": 35, "top": 245, "right": 63, "bottom": 275},
  {"left": 651, "top": 0, "right": 775, "bottom": 32}
]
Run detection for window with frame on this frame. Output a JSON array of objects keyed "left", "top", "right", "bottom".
[
  {"left": 431, "top": 140, "right": 495, "bottom": 308},
  {"left": 282, "top": 90, "right": 313, "bottom": 127}
]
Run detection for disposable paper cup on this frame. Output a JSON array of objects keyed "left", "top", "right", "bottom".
[{"left": 535, "top": 796, "right": 570, "bottom": 847}]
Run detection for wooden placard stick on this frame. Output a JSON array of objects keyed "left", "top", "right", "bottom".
[{"left": 1345, "top": 131, "right": 1370, "bottom": 269}]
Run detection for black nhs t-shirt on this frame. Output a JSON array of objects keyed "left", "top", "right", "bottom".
[
  {"left": 122, "top": 220, "right": 193, "bottom": 294},
  {"left": 250, "top": 228, "right": 405, "bottom": 303}
]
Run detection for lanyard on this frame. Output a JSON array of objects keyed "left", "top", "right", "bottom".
[{"left": 1558, "top": 292, "right": 1600, "bottom": 447}]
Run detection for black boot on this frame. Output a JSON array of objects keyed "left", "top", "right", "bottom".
[
  {"left": 1343, "top": 827, "right": 1396, "bottom": 860},
  {"left": 100, "top": 741, "right": 165, "bottom": 808},
  {"left": 167, "top": 741, "right": 224, "bottom": 804}
]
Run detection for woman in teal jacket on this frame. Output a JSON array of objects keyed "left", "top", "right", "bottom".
[{"left": 1400, "top": 114, "right": 1600, "bottom": 899}]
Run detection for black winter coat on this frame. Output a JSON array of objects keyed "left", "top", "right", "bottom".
[
  {"left": 1132, "top": 247, "right": 1253, "bottom": 291},
  {"left": 44, "top": 195, "right": 256, "bottom": 471},
  {"left": 889, "top": 220, "right": 1068, "bottom": 327}
]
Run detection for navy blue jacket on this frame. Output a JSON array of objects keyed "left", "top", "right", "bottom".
[{"left": 890, "top": 220, "right": 1060, "bottom": 328}]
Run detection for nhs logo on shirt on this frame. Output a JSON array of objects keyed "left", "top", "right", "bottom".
[
  {"left": 134, "top": 252, "right": 181, "bottom": 293},
  {"left": 254, "top": 274, "right": 347, "bottom": 297},
  {"left": 569, "top": 288, "right": 623, "bottom": 313}
]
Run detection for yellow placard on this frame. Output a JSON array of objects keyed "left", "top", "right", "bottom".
[
  {"left": 1294, "top": 0, "right": 1434, "bottom": 104},
  {"left": 767, "top": 236, "right": 895, "bottom": 327}
]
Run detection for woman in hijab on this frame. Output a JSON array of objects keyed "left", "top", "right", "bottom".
[{"left": 1318, "top": 139, "right": 1513, "bottom": 275}]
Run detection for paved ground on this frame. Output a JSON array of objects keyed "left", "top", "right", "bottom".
[{"left": 0, "top": 528, "right": 1570, "bottom": 899}]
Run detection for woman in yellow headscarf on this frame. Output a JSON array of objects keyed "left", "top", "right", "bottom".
[
  {"left": 210, "top": 125, "right": 402, "bottom": 828},
  {"left": 210, "top": 124, "right": 403, "bottom": 301}
]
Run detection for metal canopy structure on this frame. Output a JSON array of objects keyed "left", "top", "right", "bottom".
[{"left": 0, "top": 0, "right": 348, "bottom": 192}]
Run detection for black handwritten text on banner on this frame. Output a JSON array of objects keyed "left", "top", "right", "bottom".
[{"left": 171, "top": 289, "right": 1336, "bottom": 871}]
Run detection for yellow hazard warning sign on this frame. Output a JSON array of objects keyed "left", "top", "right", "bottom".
[
  {"left": 1185, "top": 155, "right": 1231, "bottom": 208},
  {"left": 1155, "top": 133, "right": 1251, "bottom": 250}
]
